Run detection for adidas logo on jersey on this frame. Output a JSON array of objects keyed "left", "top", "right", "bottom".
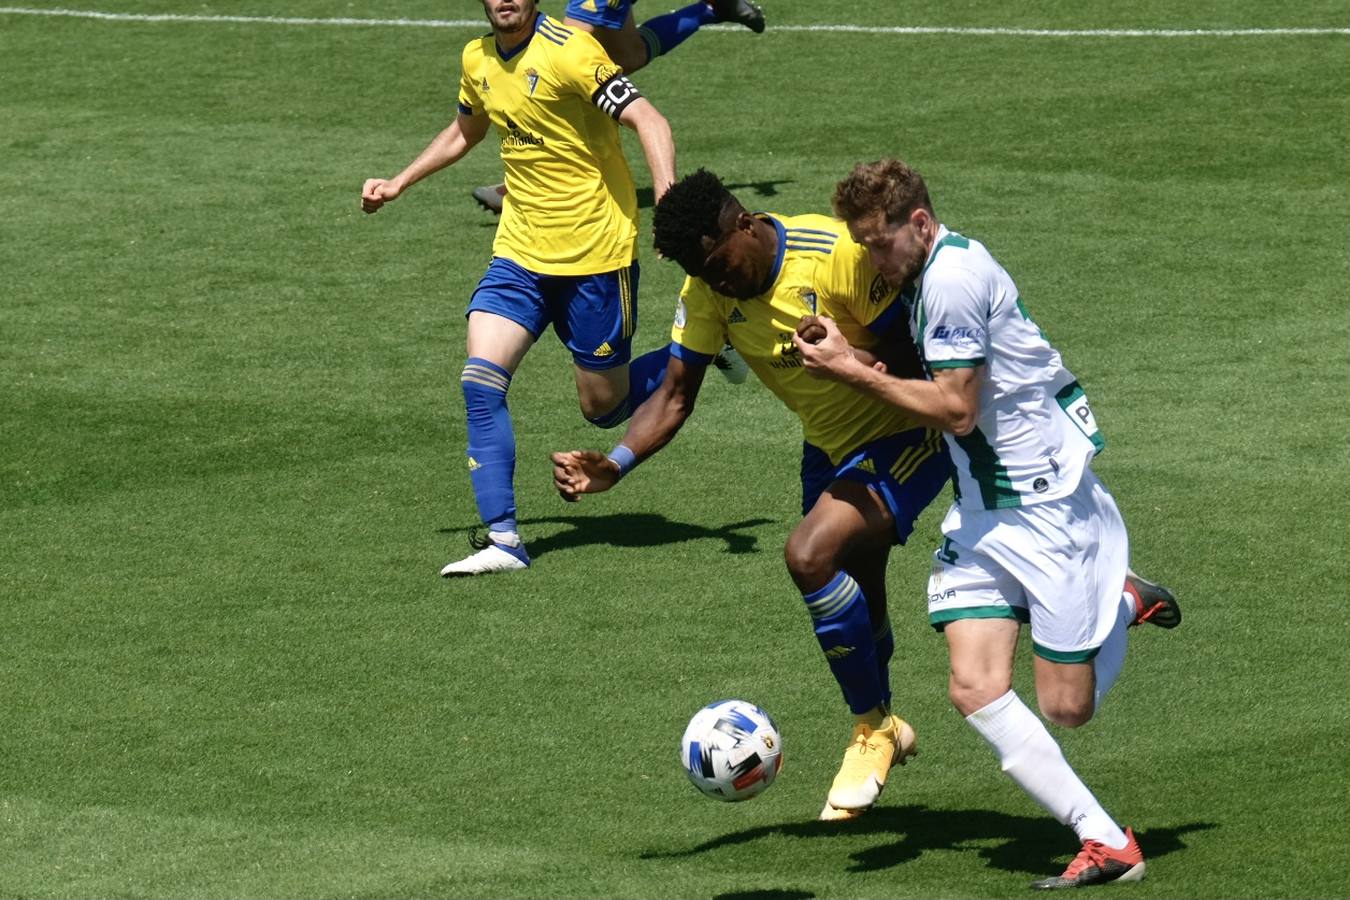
[
  {"left": 593, "top": 341, "right": 614, "bottom": 357},
  {"left": 728, "top": 307, "right": 747, "bottom": 324},
  {"left": 467, "top": 456, "right": 482, "bottom": 471},
  {"left": 824, "top": 645, "right": 855, "bottom": 659},
  {"left": 854, "top": 458, "right": 876, "bottom": 475}
]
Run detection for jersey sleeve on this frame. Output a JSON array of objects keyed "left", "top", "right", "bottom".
[
  {"left": 669, "top": 277, "right": 726, "bottom": 366},
  {"left": 457, "top": 43, "right": 484, "bottom": 116},
  {"left": 554, "top": 26, "right": 644, "bottom": 118},
  {"left": 919, "top": 266, "right": 990, "bottom": 369},
  {"left": 824, "top": 237, "right": 905, "bottom": 333}
]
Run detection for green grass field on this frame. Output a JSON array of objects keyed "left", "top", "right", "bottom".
[{"left": 2, "top": 1, "right": 1348, "bottom": 897}]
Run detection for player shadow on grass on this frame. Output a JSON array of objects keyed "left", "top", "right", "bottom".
[
  {"left": 642, "top": 805, "right": 1217, "bottom": 876},
  {"left": 712, "top": 891, "right": 814, "bottom": 900},
  {"left": 442, "top": 513, "right": 774, "bottom": 558}
]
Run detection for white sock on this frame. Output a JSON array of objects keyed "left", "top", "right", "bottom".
[
  {"left": 1091, "top": 592, "right": 1135, "bottom": 709},
  {"left": 966, "top": 690, "right": 1128, "bottom": 849}
]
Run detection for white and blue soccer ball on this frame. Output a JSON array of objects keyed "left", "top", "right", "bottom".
[{"left": 679, "top": 699, "right": 783, "bottom": 802}]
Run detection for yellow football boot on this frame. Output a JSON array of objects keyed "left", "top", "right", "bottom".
[{"left": 824, "top": 711, "right": 917, "bottom": 812}]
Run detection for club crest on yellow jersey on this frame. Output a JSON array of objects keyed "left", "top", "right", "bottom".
[
  {"left": 525, "top": 67, "right": 540, "bottom": 95},
  {"left": 594, "top": 63, "right": 623, "bottom": 86}
]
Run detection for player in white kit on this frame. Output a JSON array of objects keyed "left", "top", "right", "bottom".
[{"left": 796, "top": 158, "right": 1180, "bottom": 890}]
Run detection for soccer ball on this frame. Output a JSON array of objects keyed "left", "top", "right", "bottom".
[{"left": 679, "top": 699, "right": 783, "bottom": 802}]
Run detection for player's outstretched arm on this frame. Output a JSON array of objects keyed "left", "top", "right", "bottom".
[
  {"left": 618, "top": 98, "right": 675, "bottom": 202},
  {"left": 552, "top": 353, "right": 706, "bottom": 501},
  {"left": 361, "top": 112, "right": 490, "bottom": 214},
  {"left": 796, "top": 316, "right": 981, "bottom": 435}
]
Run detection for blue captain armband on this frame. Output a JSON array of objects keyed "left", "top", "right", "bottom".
[{"left": 607, "top": 444, "right": 638, "bottom": 479}]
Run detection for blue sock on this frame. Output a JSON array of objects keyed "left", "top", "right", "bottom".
[
  {"left": 637, "top": 2, "right": 716, "bottom": 62},
  {"left": 584, "top": 346, "right": 669, "bottom": 429},
  {"left": 803, "top": 572, "right": 884, "bottom": 715},
  {"left": 461, "top": 358, "right": 517, "bottom": 532},
  {"left": 874, "top": 616, "right": 895, "bottom": 708}
]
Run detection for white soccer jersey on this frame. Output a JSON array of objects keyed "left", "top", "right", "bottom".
[{"left": 911, "top": 226, "right": 1105, "bottom": 510}]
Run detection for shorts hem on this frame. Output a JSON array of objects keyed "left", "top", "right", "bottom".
[
  {"left": 571, "top": 352, "right": 631, "bottom": 371},
  {"left": 929, "top": 605, "right": 1030, "bottom": 631},
  {"left": 1032, "top": 642, "right": 1101, "bottom": 663},
  {"left": 465, "top": 303, "right": 543, "bottom": 339}
]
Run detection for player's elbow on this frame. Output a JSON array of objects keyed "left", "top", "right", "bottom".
[
  {"left": 946, "top": 409, "right": 978, "bottom": 436},
  {"left": 668, "top": 392, "right": 696, "bottom": 424}
]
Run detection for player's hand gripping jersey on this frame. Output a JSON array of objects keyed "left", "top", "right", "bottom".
[
  {"left": 458, "top": 15, "right": 644, "bottom": 274},
  {"left": 910, "top": 227, "right": 1106, "bottom": 510},
  {"left": 671, "top": 214, "right": 923, "bottom": 463}
]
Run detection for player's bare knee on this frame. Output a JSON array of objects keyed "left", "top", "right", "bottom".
[
  {"left": 580, "top": 396, "right": 631, "bottom": 429},
  {"left": 783, "top": 531, "right": 834, "bottom": 591},
  {"left": 948, "top": 673, "right": 1010, "bottom": 717},
  {"left": 1039, "top": 697, "right": 1095, "bottom": 729},
  {"left": 612, "top": 45, "right": 648, "bottom": 73}
]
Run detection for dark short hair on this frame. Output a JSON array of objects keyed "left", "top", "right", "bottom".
[
  {"left": 833, "top": 159, "right": 933, "bottom": 226},
  {"left": 652, "top": 169, "right": 738, "bottom": 272}
]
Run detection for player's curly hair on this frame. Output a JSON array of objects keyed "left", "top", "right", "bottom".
[
  {"left": 833, "top": 159, "right": 933, "bottom": 226},
  {"left": 652, "top": 168, "right": 738, "bottom": 270}
]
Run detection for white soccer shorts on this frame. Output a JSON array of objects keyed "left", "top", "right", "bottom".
[{"left": 926, "top": 469, "right": 1130, "bottom": 662}]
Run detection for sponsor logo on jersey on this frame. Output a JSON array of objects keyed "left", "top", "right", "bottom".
[
  {"left": 467, "top": 456, "right": 482, "bottom": 471},
  {"left": 480, "top": 77, "right": 490, "bottom": 94},
  {"left": 1033, "top": 477, "right": 1049, "bottom": 493},
  {"left": 728, "top": 306, "right": 747, "bottom": 324},
  {"left": 770, "top": 332, "right": 804, "bottom": 369},
  {"left": 869, "top": 273, "right": 892, "bottom": 304},
  {"left": 823, "top": 645, "right": 854, "bottom": 659},
  {"left": 931, "top": 323, "right": 985, "bottom": 353},
  {"left": 502, "top": 115, "right": 545, "bottom": 148},
  {"left": 525, "top": 67, "right": 540, "bottom": 95},
  {"left": 593, "top": 341, "right": 614, "bottom": 357},
  {"left": 854, "top": 458, "right": 877, "bottom": 475},
  {"left": 928, "top": 588, "right": 956, "bottom": 603}
]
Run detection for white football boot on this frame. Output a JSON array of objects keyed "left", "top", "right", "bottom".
[
  {"left": 440, "top": 530, "right": 530, "bottom": 577},
  {"left": 712, "top": 342, "right": 749, "bottom": 384}
]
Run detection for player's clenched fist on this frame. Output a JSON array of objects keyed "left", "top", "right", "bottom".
[
  {"left": 796, "top": 314, "right": 828, "bottom": 344},
  {"left": 361, "top": 178, "right": 402, "bottom": 214}
]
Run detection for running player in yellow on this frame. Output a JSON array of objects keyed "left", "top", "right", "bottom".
[
  {"left": 361, "top": 0, "right": 675, "bottom": 576},
  {"left": 551, "top": 169, "right": 952, "bottom": 819},
  {"left": 471, "top": 0, "right": 765, "bottom": 214}
]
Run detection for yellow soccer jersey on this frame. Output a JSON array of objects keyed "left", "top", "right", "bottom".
[
  {"left": 671, "top": 213, "right": 921, "bottom": 464},
  {"left": 458, "top": 15, "right": 637, "bottom": 275}
]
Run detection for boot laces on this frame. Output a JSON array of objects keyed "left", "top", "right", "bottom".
[{"left": 1062, "top": 840, "right": 1110, "bottom": 878}]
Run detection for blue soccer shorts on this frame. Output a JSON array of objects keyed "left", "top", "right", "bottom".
[
  {"left": 467, "top": 256, "right": 640, "bottom": 371},
  {"left": 801, "top": 428, "right": 952, "bottom": 545},
  {"left": 564, "top": 0, "right": 635, "bottom": 30}
]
